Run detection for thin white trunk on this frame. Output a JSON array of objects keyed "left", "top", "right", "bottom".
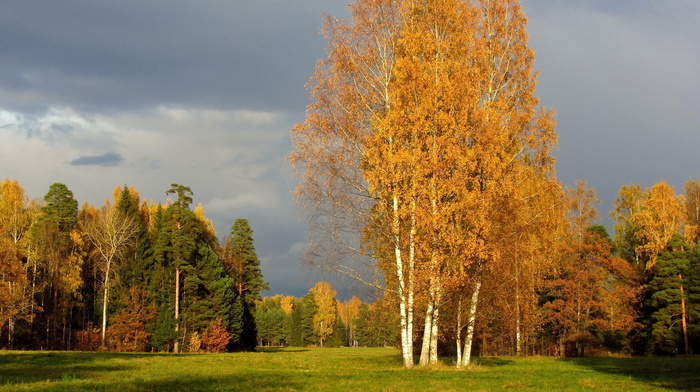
[
  {"left": 456, "top": 298, "right": 463, "bottom": 366},
  {"left": 393, "top": 194, "right": 413, "bottom": 368},
  {"left": 515, "top": 283, "right": 522, "bottom": 356},
  {"left": 429, "top": 296, "right": 439, "bottom": 364},
  {"left": 100, "top": 257, "right": 111, "bottom": 348},
  {"left": 174, "top": 266, "right": 181, "bottom": 353},
  {"left": 460, "top": 280, "right": 481, "bottom": 367}
]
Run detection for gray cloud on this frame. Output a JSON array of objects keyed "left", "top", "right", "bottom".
[
  {"left": 0, "top": 1, "right": 348, "bottom": 114},
  {"left": 70, "top": 151, "right": 124, "bottom": 167}
]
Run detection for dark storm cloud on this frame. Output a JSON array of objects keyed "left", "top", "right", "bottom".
[
  {"left": 0, "top": 1, "right": 348, "bottom": 114},
  {"left": 70, "top": 151, "right": 124, "bottom": 167}
]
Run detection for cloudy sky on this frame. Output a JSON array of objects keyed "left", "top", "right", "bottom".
[{"left": 1, "top": 1, "right": 698, "bottom": 299}]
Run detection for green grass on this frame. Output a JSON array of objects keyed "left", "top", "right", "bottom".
[{"left": 0, "top": 348, "right": 698, "bottom": 391}]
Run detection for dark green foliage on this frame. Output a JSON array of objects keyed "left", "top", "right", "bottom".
[
  {"left": 224, "top": 219, "right": 269, "bottom": 301},
  {"left": 647, "top": 236, "right": 700, "bottom": 354},
  {"left": 355, "top": 302, "right": 399, "bottom": 347},
  {"left": 221, "top": 219, "right": 269, "bottom": 350},
  {"left": 114, "top": 186, "right": 151, "bottom": 293},
  {"left": 286, "top": 300, "right": 303, "bottom": 347},
  {"left": 325, "top": 319, "right": 347, "bottom": 347},
  {"left": 300, "top": 292, "right": 319, "bottom": 346},
  {"left": 255, "top": 299, "right": 286, "bottom": 346},
  {"left": 182, "top": 243, "right": 243, "bottom": 344},
  {"left": 36, "top": 183, "right": 79, "bottom": 234}
]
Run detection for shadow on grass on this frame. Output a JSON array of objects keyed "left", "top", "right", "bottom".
[
  {"left": 0, "top": 351, "right": 220, "bottom": 387},
  {"left": 563, "top": 356, "right": 700, "bottom": 391},
  {"left": 74, "top": 373, "right": 308, "bottom": 392},
  {"left": 473, "top": 357, "right": 513, "bottom": 367},
  {"left": 257, "top": 347, "right": 310, "bottom": 353},
  {"left": 0, "top": 352, "right": 134, "bottom": 387}
]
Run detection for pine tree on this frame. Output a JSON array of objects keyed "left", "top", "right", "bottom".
[
  {"left": 114, "top": 186, "right": 151, "bottom": 300},
  {"left": 221, "top": 219, "right": 269, "bottom": 350},
  {"left": 648, "top": 236, "right": 696, "bottom": 355}
]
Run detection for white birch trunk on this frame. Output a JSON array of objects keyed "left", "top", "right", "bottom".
[
  {"left": 393, "top": 194, "right": 414, "bottom": 368},
  {"left": 174, "top": 266, "right": 181, "bottom": 353},
  {"left": 460, "top": 280, "right": 481, "bottom": 367},
  {"left": 429, "top": 294, "right": 439, "bottom": 364},
  {"left": 456, "top": 298, "right": 463, "bottom": 366},
  {"left": 100, "top": 257, "right": 111, "bottom": 348},
  {"left": 419, "top": 298, "right": 435, "bottom": 366}
]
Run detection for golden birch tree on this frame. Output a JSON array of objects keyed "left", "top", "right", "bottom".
[
  {"left": 633, "top": 182, "right": 684, "bottom": 270},
  {"left": 310, "top": 281, "right": 338, "bottom": 347},
  {"left": 291, "top": 0, "right": 558, "bottom": 367},
  {"left": 0, "top": 179, "right": 40, "bottom": 347}
]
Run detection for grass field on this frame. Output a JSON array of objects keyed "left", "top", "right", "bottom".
[{"left": 1, "top": 347, "right": 698, "bottom": 391}]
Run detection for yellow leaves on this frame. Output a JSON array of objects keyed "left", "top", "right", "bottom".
[
  {"left": 194, "top": 203, "right": 217, "bottom": 240},
  {"left": 632, "top": 181, "right": 684, "bottom": 268},
  {"left": 310, "top": 281, "right": 338, "bottom": 344}
]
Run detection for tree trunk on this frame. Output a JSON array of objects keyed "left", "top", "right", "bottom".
[
  {"left": 459, "top": 280, "right": 481, "bottom": 367},
  {"left": 174, "top": 266, "right": 181, "bottom": 353},
  {"left": 420, "top": 281, "right": 441, "bottom": 366},
  {"left": 679, "top": 274, "right": 690, "bottom": 355},
  {"left": 8, "top": 315, "right": 14, "bottom": 349},
  {"left": 101, "top": 257, "right": 111, "bottom": 348},
  {"left": 394, "top": 193, "right": 415, "bottom": 368},
  {"left": 430, "top": 298, "right": 439, "bottom": 364},
  {"left": 456, "top": 297, "right": 463, "bottom": 366},
  {"left": 419, "top": 298, "right": 435, "bottom": 366}
]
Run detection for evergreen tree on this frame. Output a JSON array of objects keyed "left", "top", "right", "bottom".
[
  {"left": 183, "top": 242, "right": 243, "bottom": 348},
  {"left": 300, "top": 292, "right": 318, "bottom": 346},
  {"left": 114, "top": 186, "right": 151, "bottom": 298},
  {"left": 221, "top": 219, "right": 269, "bottom": 350},
  {"left": 648, "top": 236, "right": 698, "bottom": 354},
  {"left": 286, "top": 300, "right": 303, "bottom": 347}
]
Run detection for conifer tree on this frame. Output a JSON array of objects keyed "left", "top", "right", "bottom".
[
  {"left": 221, "top": 219, "right": 269, "bottom": 350},
  {"left": 648, "top": 236, "right": 698, "bottom": 355}
]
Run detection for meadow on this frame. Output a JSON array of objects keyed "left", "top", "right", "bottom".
[{"left": 1, "top": 348, "right": 698, "bottom": 391}]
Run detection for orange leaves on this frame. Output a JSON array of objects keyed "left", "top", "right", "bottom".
[
  {"left": 200, "top": 318, "right": 231, "bottom": 353},
  {"left": 106, "top": 287, "right": 155, "bottom": 352},
  {"left": 291, "top": 0, "right": 559, "bottom": 365}
]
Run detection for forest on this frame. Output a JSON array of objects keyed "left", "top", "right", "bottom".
[
  {"left": 0, "top": 180, "right": 268, "bottom": 353},
  {"left": 1, "top": 0, "right": 698, "bottom": 370},
  {"left": 1, "top": 177, "right": 699, "bottom": 363}
]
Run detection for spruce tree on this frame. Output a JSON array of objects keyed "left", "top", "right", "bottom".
[{"left": 221, "top": 219, "right": 269, "bottom": 350}]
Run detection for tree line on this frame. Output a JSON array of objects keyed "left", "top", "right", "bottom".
[
  {"left": 255, "top": 282, "right": 398, "bottom": 348},
  {"left": 0, "top": 180, "right": 268, "bottom": 352},
  {"left": 289, "top": 0, "right": 699, "bottom": 367}
]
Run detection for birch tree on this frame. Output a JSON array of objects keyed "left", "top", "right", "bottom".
[
  {"left": 291, "top": 0, "right": 557, "bottom": 367},
  {"left": 80, "top": 202, "right": 138, "bottom": 347}
]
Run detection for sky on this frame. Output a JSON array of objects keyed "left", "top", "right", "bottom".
[{"left": 1, "top": 1, "right": 698, "bottom": 299}]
